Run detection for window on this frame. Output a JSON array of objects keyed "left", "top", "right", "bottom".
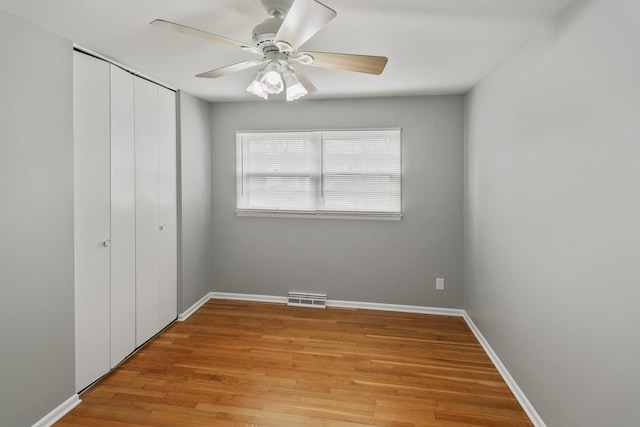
[{"left": 236, "top": 129, "right": 401, "bottom": 220}]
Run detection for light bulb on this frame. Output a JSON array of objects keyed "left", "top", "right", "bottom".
[
  {"left": 264, "top": 70, "right": 281, "bottom": 85},
  {"left": 259, "top": 61, "right": 284, "bottom": 94}
]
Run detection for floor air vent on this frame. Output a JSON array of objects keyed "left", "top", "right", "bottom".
[{"left": 287, "top": 292, "right": 327, "bottom": 309}]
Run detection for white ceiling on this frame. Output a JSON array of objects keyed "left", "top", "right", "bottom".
[{"left": 0, "top": 0, "right": 575, "bottom": 102}]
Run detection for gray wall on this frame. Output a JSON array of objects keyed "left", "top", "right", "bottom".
[
  {"left": 0, "top": 10, "right": 76, "bottom": 427},
  {"left": 464, "top": 0, "right": 640, "bottom": 425},
  {"left": 178, "top": 91, "right": 213, "bottom": 311},
  {"left": 211, "top": 96, "right": 464, "bottom": 307}
]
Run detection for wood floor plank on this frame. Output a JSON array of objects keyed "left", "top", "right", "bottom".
[{"left": 56, "top": 300, "right": 532, "bottom": 426}]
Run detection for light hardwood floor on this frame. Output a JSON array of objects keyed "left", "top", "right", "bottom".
[{"left": 57, "top": 299, "right": 532, "bottom": 426}]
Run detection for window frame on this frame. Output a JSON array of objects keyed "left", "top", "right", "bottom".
[{"left": 236, "top": 129, "right": 402, "bottom": 221}]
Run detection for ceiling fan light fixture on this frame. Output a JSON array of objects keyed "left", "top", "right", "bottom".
[
  {"left": 259, "top": 61, "right": 284, "bottom": 94},
  {"left": 282, "top": 67, "right": 307, "bottom": 101}
]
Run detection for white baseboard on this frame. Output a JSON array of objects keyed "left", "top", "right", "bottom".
[
  {"left": 210, "top": 292, "right": 288, "bottom": 304},
  {"left": 178, "top": 292, "right": 214, "bottom": 321},
  {"left": 463, "top": 313, "right": 546, "bottom": 427},
  {"left": 208, "top": 292, "right": 465, "bottom": 317},
  {"left": 328, "top": 299, "right": 465, "bottom": 317},
  {"left": 178, "top": 292, "right": 287, "bottom": 321},
  {"left": 179, "top": 291, "right": 543, "bottom": 426},
  {"left": 32, "top": 394, "right": 81, "bottom": 427}
]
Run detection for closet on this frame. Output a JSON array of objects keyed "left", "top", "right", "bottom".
[{"left": 73, "top": 51, "right": 177, "bottom": 392}]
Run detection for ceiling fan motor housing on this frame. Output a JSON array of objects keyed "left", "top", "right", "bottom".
[
  {"left": 252, "top": 17, "right": 283, "bottom": 49},
  {"left": 253, "top": 0, "right": 295, "bottom": 52}
]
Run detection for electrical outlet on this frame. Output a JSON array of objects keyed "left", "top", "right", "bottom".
[{"left": 436, "top": 278, "right": 445, "bottom": 291}]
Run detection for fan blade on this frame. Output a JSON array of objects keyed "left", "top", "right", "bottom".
[
  {"left": 150, "top": 19, "right": 261, "bottom": 55},
  {"left": 274, "top": 0, "right": 336, "bottom": 51},
  {"left": 196, "top": 60, "right": 267, "bottom": 79},
  {"left": 304, "top": 51, "right": 388, "bottom": 75},
  {"left": 293, "top": 68, "right": 317, "bottom": 94}
]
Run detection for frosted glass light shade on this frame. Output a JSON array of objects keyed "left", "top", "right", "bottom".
[
  {"left": 260, "top": 61, "right": 284, "bottom": 94},
  {"left": 282, "top": 67, "right": 307, "bottom": 101},
  {"left": 246, "top": 69, "right": 268, "bottom": 99}
]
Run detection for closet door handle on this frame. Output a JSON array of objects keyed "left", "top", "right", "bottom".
[
  {"left": 103, "top": 239, "right": 111, "bottom": 247},
  {"left": 159, "top": 224, "right": 166, "bottom": 231}
]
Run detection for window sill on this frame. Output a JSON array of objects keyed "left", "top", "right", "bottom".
[{"left": 236, "top": 210, "right": 402, "bottom": 221}]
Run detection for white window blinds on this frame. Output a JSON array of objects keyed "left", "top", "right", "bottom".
[
  {"left": 236, "top": 132, "right": 319, "bottom": 212},
  {"left": 236, "top": 129, "right": 401, "bottom": 220}
]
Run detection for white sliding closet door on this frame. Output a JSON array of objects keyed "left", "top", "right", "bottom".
[
  {"left": 134, "top": 77, "right": 161, "bottom": 347},
  {"left": 158, "top": 87, "right": 178, "bottom": 327},
  {"left": 110, "top": 65, "right": 136, "bottom": 367},
  {"left": 73, "top": 52, "right": 111, "bottom": 391},
  {"left": 75, "top": 51, "right": 178, "bottom": 389}
]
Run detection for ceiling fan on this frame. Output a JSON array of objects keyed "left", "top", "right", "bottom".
[{"left": 151, "top": 0, "right": 388, "bottom": 101}]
